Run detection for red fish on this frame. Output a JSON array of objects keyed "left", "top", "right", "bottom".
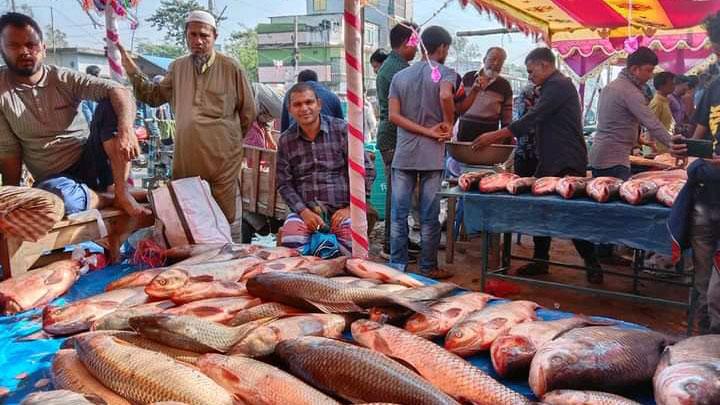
[
  {"left": 620, "top": 179, "right": 659, "bottom": 205},
  {"left": 0, "top": 259, "right": 80, "bottom": 314},
  {"left": 168, "top": 281, "right": 248, "bottom": 304},
  {"left": 532, "top": 177, "right": 561, "bottom": 196},
  {"left": 164, "top": 296, "right": 262, "bottom": 323},
  {"left": 587, "top": 177, "right": 624, "bottom": 203},
  {"left": 458, "top": 172, "right": 490, "bottom": 191},
  {"left": 506, "top": 177, "right": 536, "bottom": 195},
  {"left": 479, "top": 173, "right": 519, "bottom": 193},
  {"left": 555, "top": 177, "right": 590, "bottom": 199},
  {"left": 656, "top": 182, "right": 686, "bottom": 207},
  {"left": 43, "top": 287, "right": 149, "bottom": 335},
  {"left": 106, "top": 268, "right": 165, "bottom": 291},
  {"left": 240, "top": 256, "right": 323, "bottom": 281}
]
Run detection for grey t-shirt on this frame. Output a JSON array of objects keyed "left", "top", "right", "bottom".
[{"left": 389, "top": 62, "right": 457, "bottom": 171}]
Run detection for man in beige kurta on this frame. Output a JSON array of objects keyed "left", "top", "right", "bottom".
[{"left": 119, "top": 10, "right": 256, "bottom": 224}]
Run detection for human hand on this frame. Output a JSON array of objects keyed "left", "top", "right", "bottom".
[
  {"left": 427, "top": 122, "right": 451, "bottom": 142},
  {"left": 670, "top": 135, "right": 688, "bottom": 167},
  {"left": 300, "top": 208, "right": 326, "bottom": 232},
  {"left": 117, "top": 43, "right": 139, "bottom": 76},
  {"left": 116, "top": 127, "right": 141, "bottom": 161},
  {"left": 471, "top": 131, "right": 498, "bottom": 151},
  {"left": 331, "top": 207, "right": 351, "bottom": 230},
  {"left": 473, "top": 74, "right": 489, "bottom": 91}
]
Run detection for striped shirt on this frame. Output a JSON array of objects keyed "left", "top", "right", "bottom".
[
  {"left": 277, "top": 115, "right": 375, "bottom": 214},
  {"left": 0, "top": 65, "right": 120, "bottom": 180}
]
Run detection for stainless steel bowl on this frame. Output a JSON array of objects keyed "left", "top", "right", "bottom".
[{"left": 446, "top": 141, "right": 515, "bottom": 165}]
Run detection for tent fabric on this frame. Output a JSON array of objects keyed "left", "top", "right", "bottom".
[
  {"left": 463, "top": 0, "right": 720, "bottom": 42},
  {"left": 463, "top": 0, "right": 718, "bottom": 79}
]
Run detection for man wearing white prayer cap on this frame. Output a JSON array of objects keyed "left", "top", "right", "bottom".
[{"left": 117, "top": 9, "right": 256, "bottom": 235}]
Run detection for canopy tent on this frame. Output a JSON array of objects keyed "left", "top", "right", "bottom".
[{"left": 462, "top": 0, "right": 720, "bottom": 79}]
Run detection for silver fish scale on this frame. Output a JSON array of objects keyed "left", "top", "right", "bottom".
[
  {"left": 278, "top": 337, "right": 460, "bottom": 405},
  {"left": 75, "top": 335, "right": 233, "bottom": 405}
]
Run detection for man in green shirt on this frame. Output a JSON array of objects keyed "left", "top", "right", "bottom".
[{"left": 376, "top": 22, "right": 417, "bottom": 257}]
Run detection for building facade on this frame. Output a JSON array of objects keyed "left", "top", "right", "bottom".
[{"left": 257, "top": 0, "right": 412, "bottom": 93}]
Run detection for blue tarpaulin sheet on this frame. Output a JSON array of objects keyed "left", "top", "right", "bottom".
[
  {"left": 446, "top": 189, "right": 672, "bottom": 255},
  {"left": 0, "top": 265, "right": 655, "bottom": 404}
]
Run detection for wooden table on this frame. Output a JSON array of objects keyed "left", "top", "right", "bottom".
[{"left": 0, "top": 208, "right": 153, "bottom": 280}]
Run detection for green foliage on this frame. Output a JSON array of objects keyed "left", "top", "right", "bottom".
[
  {"left": 136, "top": 42, "right": 185, "bottom": 59},
  {"left": 226, "top": 27, "right": 258, "bottom": 82},
  {"left": 146, "top": 0, "right": 226, "bottom": 46}
]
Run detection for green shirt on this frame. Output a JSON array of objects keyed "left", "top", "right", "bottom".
[{"left": 375, "top": 50, "right": 409, "bottom": 152}]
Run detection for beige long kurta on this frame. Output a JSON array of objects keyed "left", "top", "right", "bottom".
[{"left": 129, "top": 52, "right": 256, "bottom": 222}]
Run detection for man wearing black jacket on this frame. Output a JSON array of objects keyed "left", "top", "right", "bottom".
[{"left": 472, "top": 47, "right": 603, "bottom": 284}]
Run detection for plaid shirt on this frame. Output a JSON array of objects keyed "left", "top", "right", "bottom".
[{"left": 277, "top": 115, "right": 374, "bottom": 214}]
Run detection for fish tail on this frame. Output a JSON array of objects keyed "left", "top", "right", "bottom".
[{"left": 388, "top": 295, "right": 433, "bottom": 315}]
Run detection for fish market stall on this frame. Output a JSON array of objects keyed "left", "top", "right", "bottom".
[
  {"left": 0, "top": 258, "right": 660, "bottom": 404},
  {"left": 440, "top": 186, "right": 695, "bottom": 333}
]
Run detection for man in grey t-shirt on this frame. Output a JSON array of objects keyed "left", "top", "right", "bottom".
[{"left": 388, "top": 26, "right": 456, "bottom": 279}]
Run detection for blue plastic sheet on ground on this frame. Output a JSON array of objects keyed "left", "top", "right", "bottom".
[
  {"left": 446, "top": 189, "right": 672, "bottom": 255},
  {"left": 0, "top": 265, "right": 655, "bottom": 404},
  {"left": 0, "top": 263, "right": 138, "bottom": 404}
]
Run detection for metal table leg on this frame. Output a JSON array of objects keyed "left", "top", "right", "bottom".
[
  {"left": 502, "top": 233, "right": 512, "bottom": 269},
  {"left": 446, "top": 196, "right": 456, "bottom": 264},
  {"left": 481, "top": 231, "right": 490, "bottom": 292}
]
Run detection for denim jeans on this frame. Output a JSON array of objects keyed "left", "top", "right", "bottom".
[{"left": 390, "top": 169, "right": 443, "bottom": 271}]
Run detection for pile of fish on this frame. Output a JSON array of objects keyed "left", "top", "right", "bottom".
[
  {"left": 10, "top": 242, "right": 720, "bottom": 404},
  {"left": 457, "top": 169, "right": 688, "bottom": 207}
]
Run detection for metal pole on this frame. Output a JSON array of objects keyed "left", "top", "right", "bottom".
[
  {"left": 293, "top": 16, "right": 299, "bottom": 78},
  {"left": 208, "top": 0, "right": 214, "bottom": 15},
  {"left": 10, "top": 0, "right": 15, "bottom": 12},
  {"left": 50, "top": 6, "right": 56, "bottom": 54},
  {"left": 456, "top": 28, "right": 520, "bottom": 37}
]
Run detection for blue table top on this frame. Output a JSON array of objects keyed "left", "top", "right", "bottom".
[{"left": 443, "top": 189, "right": 672, "bottom": 255}]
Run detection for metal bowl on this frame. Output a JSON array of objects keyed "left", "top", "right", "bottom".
[{"left": 446, "top": 141, "right": 515, "bottom": 165}]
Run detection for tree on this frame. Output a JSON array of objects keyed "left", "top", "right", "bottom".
[
  {"left": 147, "top": 0, "right": 225, "bottom": 46},
  {"left": 450, "top": 35, "right": 482, "bottom": 71},
  {"left": 226, "top": 27, "right": 258, "bottom": 82},
  {"left": 136, "top": 42, "right": 185, "bottom": 59},
  {"left": 45, "top": 24, "right": 68, "bottom": 48}
]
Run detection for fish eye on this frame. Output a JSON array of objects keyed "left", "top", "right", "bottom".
[
  {"left": 550, "top": 355, "right": 565, "bottom": 364},
  {"left": 684, "top": 382, "right": 699, "bottom": 393},
  {"left": 158, "top": 279, "right": 166, "bottom": 286}
]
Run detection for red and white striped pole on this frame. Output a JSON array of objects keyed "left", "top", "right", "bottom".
[
  {"left": 105, "top": 0, "right": 125, "bottom": 82},
  {"left": 344, "top": 0, "right": 369, "bottom": 258}
]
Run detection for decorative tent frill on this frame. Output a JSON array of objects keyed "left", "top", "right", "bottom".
[{"left": 461, "top": 0, "right": 720, "bottom": 79}]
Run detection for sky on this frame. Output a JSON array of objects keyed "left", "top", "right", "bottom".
[{"left": 5, "top": 0, "right": 537, "bottom": 66}]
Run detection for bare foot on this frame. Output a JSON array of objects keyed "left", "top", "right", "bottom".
[{"left": 114, "top": 192, "right": 152, "bottom": 217}]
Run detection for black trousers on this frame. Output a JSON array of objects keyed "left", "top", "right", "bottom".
[{"left": 514, "top": 154, "right": 597, "bottom": 263}]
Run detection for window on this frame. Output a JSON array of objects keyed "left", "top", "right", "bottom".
[
  {"left": 364, "top": 22, "right": 379, "bottom": 48},
  {"left": 313, "top": 0, "right": 326, "bottom": 12}
]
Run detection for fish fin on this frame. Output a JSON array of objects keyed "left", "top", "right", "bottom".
[
  {"left": 307, "top": 300, "right": 364, "bottom": 313},
  {"left": 189, "top": 275, "right": 215, "bottom": 282},
  {"left": 576, "top": 314, "right": 616, "bottom": 327},
  {"left": 44, "top": 269, "right": 66, "bottom": 284},
  {"left": 16, "top": 330, "right": 52, "bottom": 341},
  {"left": 444, "top": 307, "right": 463, "bottom": 318},
  {"left": 190, "top": 306, "right": 224, "bottom": 317},
  {"left": 83, "top": 394, "right": 107, "bottom": 405},
  {"left": 388, "top": 296, "right": 433, "bottom": 315},
  {"left": 231, "top": 316, "right": 280, "bottom": 344}
]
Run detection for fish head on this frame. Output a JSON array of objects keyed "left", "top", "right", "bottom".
[
  {"left": 541, "top": 390, "right": 592, "bottom": 404},
  {"left": 529, "top": 346, "right": 581, "bottom": 397},
  {"left": 42, "top": 302, "right": 114, "bottom": 335},
  {"left": 404, "top": 312, "right": 441, "bottom": 337},
  {"left": 444, "top": 320, "right": 486, "bottom": 355},
  {"left": 230, "top": 325, "right": 278, "bottom": 356},
  {"left": 490, "top": 335, "right": 536, "bottom": 378},
  {"left": 144, "top": 269, "right": 189, "bottom": 298},
  {"left": 654, "top": 362, "right": 720, "bottom": 405}
]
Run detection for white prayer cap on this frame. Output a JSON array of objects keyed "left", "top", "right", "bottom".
[{"left": 185, "top": 10, "right": 216, "bottom": 29}]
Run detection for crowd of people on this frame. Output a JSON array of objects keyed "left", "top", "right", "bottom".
[{"left": 0, "top": 8, "right": 718, "bottom": 334}]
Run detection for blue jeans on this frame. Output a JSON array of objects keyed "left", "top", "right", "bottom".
[{"left": 390, "top": 169, "right": 443, "bottom": 271}]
